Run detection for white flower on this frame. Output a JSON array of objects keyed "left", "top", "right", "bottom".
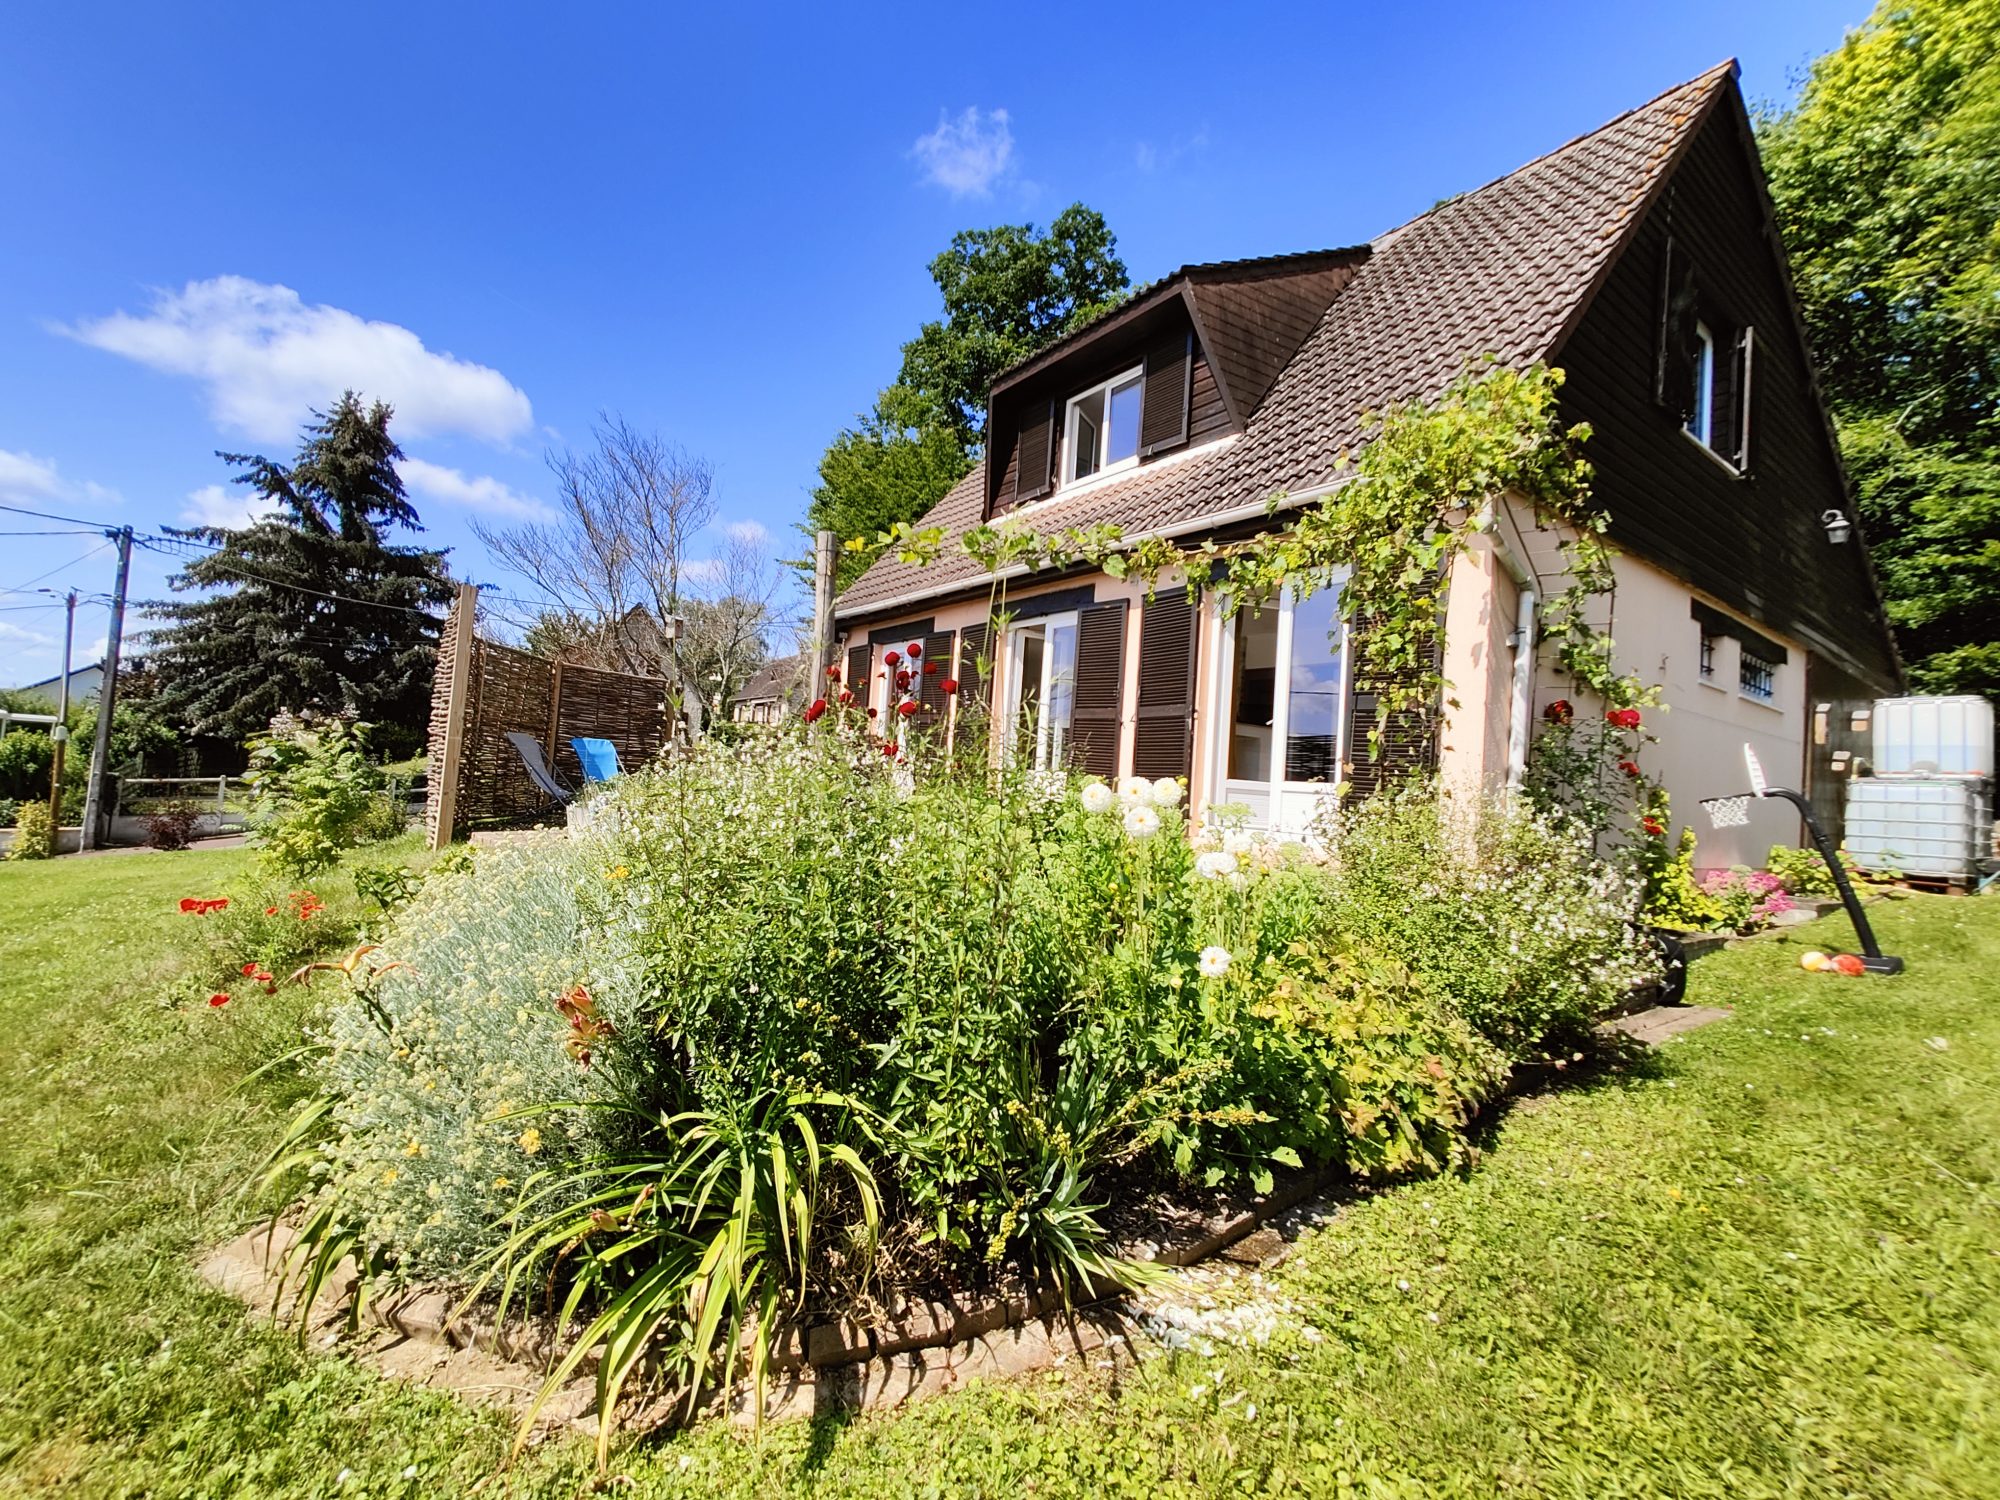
[
  {"left": 1117, "top": 775, "right": 1154, "bottom": 807},
  {"left": 1080, "top": 781, "right": 1116, "bottom": 814},
  {"left": 1194, "top": 850, "right": 1239, "bottom": 881},
  {"left": 1198, "top": 945, "right": 1232, "bottom": 979},
  {"left": 1124, "top": 804, "right": 1162, "bottom": 839},
  {"left": 1221, "top": 830, "right": 1256, "bottom": 856},
  {"left": 1151, "top": 777, "right": 1184, "bottom": 807}
]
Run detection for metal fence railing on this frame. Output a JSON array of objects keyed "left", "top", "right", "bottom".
[{"left": 112, "top": 776, "right": 253, "bottom": 825}]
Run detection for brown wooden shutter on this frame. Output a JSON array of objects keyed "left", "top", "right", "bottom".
[
  {"left": 1132, "top": 589, "right": 1198, "bottom": 781},
  {"left": 914, "top": 627, "right": 955, "bottom": 737},
  {"left": 1732, "top": 325, "right": 1755, "bottom": 471},
  {"left": 845, "top": 643, "right": 870, "bottom": 706},
  {"left": 1015, "top": 401, "right": 1055, "bottom": 503},
  {"left": 1655, "top": 237, "right": 1699, "bottom": 419},
  {"left": 1140, "top": 330, "right": 1192, "bottom": 457},
  {"left": 1069, "top": 600, "right": 1128, "bottom": 779},
  {"left": 1343, "top": 619, "right": 1442, "bottom": 801},
  {"left": 950, "top": 621, "right": 993, "bottom": 759}
]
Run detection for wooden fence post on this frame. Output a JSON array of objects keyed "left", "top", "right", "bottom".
[
  {"left": 428, "top": 583, "right": 479, "bottom": 849},
  {"left": 544, "top": 659, "right": 566, "bottom": 771}
]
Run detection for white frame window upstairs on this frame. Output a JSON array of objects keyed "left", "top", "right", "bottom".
[
  {"left": 1063, "top": 366, "right": 1144, "bottom": 486},
  {"left": 1003, "top": 611, "right": 1080, "bottom": 771},
  {"left": 1207, "top": 579, "right": 1352, "bottom": 839},
  {"left": 1685, "top": 321, "right": 1716, "bottom": 446}
]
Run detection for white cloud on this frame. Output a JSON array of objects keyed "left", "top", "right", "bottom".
[
  {"left": 180, "top": 482, "right": 279, "bottom": 530},
  {"left": 58, "top": 277, "right": 534, "bottom": 446},
  {"left": 397, "top": 457, "right": 552, "bottom": 522},
  {"left": 723, "top": 519, "right": 770, "bottom": 546},
  {"left": 0, "top": 448, "right": 117, "bottom": 508},
  {"left": 679, "top": 557, "right": 727, "bottom": 585},
  {"left": 0, "top": 620, "right": 55, "bottom": 648},
  {"left": 912, "top": 107, "right": 1015, "bottom": 197}
]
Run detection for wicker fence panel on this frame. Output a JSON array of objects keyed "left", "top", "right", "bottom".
[
  {"left": 426, "top": 594, "right": 674, "bottom": 840},
  {"left": 423, "top": 598, "right": 465, "bottom": 847}
]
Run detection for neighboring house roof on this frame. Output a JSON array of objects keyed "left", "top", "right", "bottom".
[
  {"left": 838, "top": 59, "right": 1739, "bottom": 621},
  {"left": 729, "top": 652, "right": 808, "bottom": 707},
  {"left": 11, "top": 660, "right": 105, "bottom": 701}
]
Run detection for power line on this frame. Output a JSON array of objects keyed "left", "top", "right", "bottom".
[
  {"left": 133, "top": 537, "right": 442, "bottom": 617},
  {"left": 0, "top": 528, "right": 99, "bottom": 537},
  {"left": 1, "top": 541, "right": 115, "bottom": 599},
  {"left": 0, "top": 499, "right": 120, "bottom": 530}
]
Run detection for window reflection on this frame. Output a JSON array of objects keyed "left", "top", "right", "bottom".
[
  {"left": 1286, "top": 588, "right": 1344, "bottom": 783},
  {"left": 1227, "top": 606, "right": 1278, "bottom": 781}
]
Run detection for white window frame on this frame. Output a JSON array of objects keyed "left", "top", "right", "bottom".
[
  {"left": 1002, "top": 610, "right": 1081, "bottom": 771},
  {"left": 1685, "top": 321, "right": 1716, "bottom": 447},
  {"left": 1204, "top": 578, "right": 1352, "bottom": 838},
  {"left": 1062, "top": 365, "right": 1144, "bottom": 487}
]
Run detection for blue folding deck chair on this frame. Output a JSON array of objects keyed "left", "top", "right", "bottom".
[{"left": 570, "top": 737, "right": 622, "bottom": 784}]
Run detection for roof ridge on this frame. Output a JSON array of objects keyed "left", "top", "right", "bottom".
[{"left": 1371, "top": 58, "right": 1738, "bottom": 251}]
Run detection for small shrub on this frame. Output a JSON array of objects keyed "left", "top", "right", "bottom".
[
  {"left": 1636, "top": 801, "right": 1726, "bottom": 930},
  {"left": 352, "top": 861, "right": 421, "bottom": 913},
  {"left": 145, "top": 799, "right": 202, "bottom": 851},
  {"left": 1767, "top": 844, "right": 1841, "bottom": 897},
  {"left": 246, "top": 718, "right": 387, "bottom": 878},
  {"left": 188, "top": 884, "right": 356, "bottom": 987},
  {"left": 6, "top": 800, "right": 53, "bottom": 860},
  {"left": 1699, "top": 868, "right": 1795, "bottom": 933},
  {"left": 0, "top": 797, "right": 18, "bottom": 829}
]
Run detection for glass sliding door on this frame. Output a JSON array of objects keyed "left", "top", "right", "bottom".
[{"left": 1214, "top": 582, "right": 1349, "bottom": 836}]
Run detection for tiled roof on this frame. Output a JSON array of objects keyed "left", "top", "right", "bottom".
[{"left": 837, "top": 60, "right": 1736, "bottom": 621}]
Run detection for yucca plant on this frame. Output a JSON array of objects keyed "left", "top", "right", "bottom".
[{"left": 462, "top": 1088, "right": 880, "bottom": 1470}]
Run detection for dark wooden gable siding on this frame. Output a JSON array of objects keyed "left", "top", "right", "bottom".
[
  {"left": 1553, "top": 104, "right": 1899, "bottom": 691},
  {"left": 1186, "top": 262, "right": 1361, "bottom": 427}
]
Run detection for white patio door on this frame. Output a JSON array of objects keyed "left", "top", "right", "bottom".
[
  {"left": 1003, "top": 611, "right": 1080, "bottom": 771},
  {"left": 1212, "top": 582, "right": 1351, "bottom": 837}
]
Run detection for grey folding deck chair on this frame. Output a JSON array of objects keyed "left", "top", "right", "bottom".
[{"left": 502, "top": 731, "right": 574, "bottom": 805}]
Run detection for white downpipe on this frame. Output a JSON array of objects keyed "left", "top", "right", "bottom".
[{"left": 1506, "top": 584, "right": 1538, "bottom": 786}]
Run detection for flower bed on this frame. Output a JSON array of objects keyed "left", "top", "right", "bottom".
[{"left": 261, "top": 708, "right": 1656, "bottom": 1461}]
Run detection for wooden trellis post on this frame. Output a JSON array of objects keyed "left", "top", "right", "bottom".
[{"left": 427, "top": 583, "right": 478, "bottom": 849}]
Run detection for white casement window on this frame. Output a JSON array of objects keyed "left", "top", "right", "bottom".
[
  {"left": 1003, "top": 611, "right": 1080, "bottom": 770},
  {"left": 1063, "top": 367, "right": 1144, "bottom": 485},
  {"left": 1685, "top": 321, "right": 1716, "bottom": 446},
  {"left": 1209, "top": 581, "right": 1350, "bottom": 837}
]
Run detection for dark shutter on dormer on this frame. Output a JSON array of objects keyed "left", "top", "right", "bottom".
[
  {"left": 1069, "top": 600, "right": 1128, "bottom": 779},
  {"left": 1732, "top": 325, "right": 1755, "bottom": 471},
  {"left": 1140, "top": 330, "right": 1192, "bottom": 457},
  {"left": 1014, "top": 401, "right": 1055, "bottom": 504}
]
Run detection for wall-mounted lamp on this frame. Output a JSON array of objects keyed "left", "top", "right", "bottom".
[{"left": 1821, "top": 508, "right": 1852, "bottom": 544}]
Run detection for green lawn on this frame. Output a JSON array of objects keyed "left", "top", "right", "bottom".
[{"left": 1, "top": 853, "right": 1995, "bottom": 1497}]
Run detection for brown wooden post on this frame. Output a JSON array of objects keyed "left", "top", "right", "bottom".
[
  {"left": 428, "top": 583, "right": 479, "bottom": 849},
  {"left": 544, "top": 660, "right": 565, "bottom": 776}
]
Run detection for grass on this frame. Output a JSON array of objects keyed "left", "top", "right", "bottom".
[{"left": 0, "top": 855, "right": 1994, "bottom": 1497}]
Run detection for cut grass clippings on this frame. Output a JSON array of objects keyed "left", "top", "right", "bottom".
[{"left": 0, "top": 853, "right": 1994, "bottom": 1497}]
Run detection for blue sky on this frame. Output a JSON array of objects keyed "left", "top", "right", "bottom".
[{"left": 0, "top": 0, "right": 1863, "bottom": 687}]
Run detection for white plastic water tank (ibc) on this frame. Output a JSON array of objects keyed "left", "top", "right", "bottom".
[
  {"left": 1872, "top": 695, "right": 1994, "bottom": 776},
  {"left": 1843, "top": 776, "right": 1991, "bottom": 882}
]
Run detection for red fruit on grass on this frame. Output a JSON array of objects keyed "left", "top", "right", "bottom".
[
  {"left": 1833, "top": 953, "right": 1866, "bottom": 977},
  {"left": 208, "top": 994, "right": 230, "bottom": 1008}
]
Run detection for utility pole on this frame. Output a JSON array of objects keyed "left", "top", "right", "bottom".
[
  {"left": 80, "top": 527, "right": 133, "bottom": 851},
  {"left": 47, "top": 590, "right": 77, "bottom": 833}
]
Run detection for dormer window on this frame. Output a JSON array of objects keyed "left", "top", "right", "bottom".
[
  {"left": 1064, "top": 367, "right": 1144, "bottom": 485},
  {"left": 1685, "top": 322, "right": 1716, "bottom": 446}
]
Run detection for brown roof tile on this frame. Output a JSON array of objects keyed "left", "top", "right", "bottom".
[{"left": 836, "top": 61, "right": 1737, "bottom": 622}]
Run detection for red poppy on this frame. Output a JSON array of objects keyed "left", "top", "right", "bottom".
[
  {"left": 1618, "top": 759, "right": 1641, "bottom": 779},
  {"left": 826, "top": 664, "right": 841, "bottom": 680},
  {"left": 1640, "top": 815, "right": 1666, "bottom": 836},
  {"left": 265, "top": 906, "right": 279, "bottom": 916},
  {"left": 1607, "top": 707, "right": 1643, "bottom": 729},
  {"left": 897, "top": 700, "right": 919, "bottom": 716},
  {"left": 241, "top": 962, "right": 259, "bottom": 977},
  {"left": 941, "top": 678, "right": 959, "bottom": 695},
  {"left": 208, "top": 993, "right": 231, "bottom": 1008},
  {"left": 179, "top": 898, "right": 200, "bottom": 913},
  {"left": 881, "top": 741, "right": 898, "bottom": 758},
  {"left": 804, "top": 698, "right": 828, "bottom": 724},
  {"left": 837, "top": 689, "right": 854, "bottom": 706},
  {"left": 905, "top": 641, "right": 922, "bottom": 659},
  {"left": 895, "top": 670, "right": 912, "bottom": 689},
  {"left": 883, "top": 650, "right": 901, "bottom": 667},
  {"left": 1542, "top": 699, "right": 1573, "bottom": 724},
  {"left": 866, "top": 707, "right": 879, "bottom": 720}
]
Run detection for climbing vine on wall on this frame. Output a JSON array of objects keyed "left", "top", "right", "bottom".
[{"left": 873, "top": 361, "right": 1646, "bottom": 745}]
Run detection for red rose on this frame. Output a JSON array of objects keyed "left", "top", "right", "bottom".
[
  {"left": 905, "top": 641, "right": 922, "bottom": 659},
  {"left": 826, "top": 664, "right": 841, "bottom": 680},
  {"left": 1640, "top": 816, "right": 1665, "bottom": 836},
  {"left": 1618, "top": 759, "right": 1641, "bottom": 778},
  {"left": 804, "top": 698, "right": 828, "bottom": 724},
  {"left": 837, "top": 689, "right": 853, "bottom": 706},
  {"left": 941, "top": 678, "right": 959, "bottom": 695},
  {"left": 897, "top": 700, "right": 919, "bottom": 717},
  {"left": 881, "top": 741, "right": 897, "bottom": 758},
  {"left": 895, "top": 670, "right": 912, "bottom": 689},
  {"left": 866, "top": 707, "right": 878, "bottom": 720},
  {"left": 1543, "top": 699, "right": 1573, "bottom": 724},
  {"left": 1608, "top": 708, "right": 1642, "bottom": 729},
  {"left": 883, "top": 650, "right": 901, "bottom": 667},
  {"left": 208, "top": 994, "right": 230, "bottom": 1008}
]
